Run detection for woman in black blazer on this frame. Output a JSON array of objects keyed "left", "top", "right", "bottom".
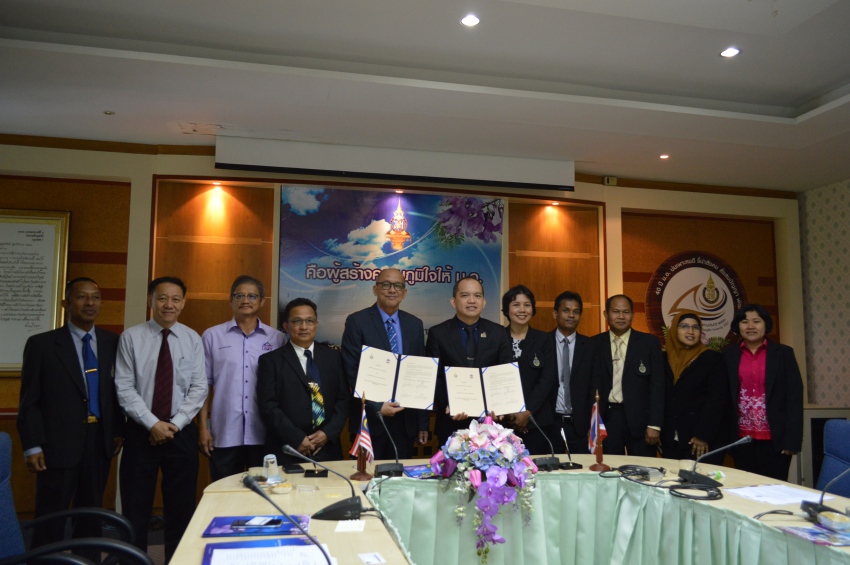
[
  {"left": 722, "top": 304, "right": 803, "bottom": 481},
  {"left": 662, "top": 312, "right": 729, "bottom": 463},
  {"left": 499, "top": 285, "right": 557, "bottom": 456}
]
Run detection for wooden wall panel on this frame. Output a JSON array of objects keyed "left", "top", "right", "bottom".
[
  {"left": 621, "top": 212, "right": 779, "bottom": 340},
  {"left": 508, "top": 204, "right": 601, "bottom": 335}
]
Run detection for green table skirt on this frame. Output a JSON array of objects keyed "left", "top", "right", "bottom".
[{"left": 366, "top": 473, "right": 850, "bottom": 565}]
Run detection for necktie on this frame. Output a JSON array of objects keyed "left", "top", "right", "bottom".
[
  {"left": 561, "top": 337, "right": 572, "bottom": 413},
  {"left": 151, "top": 329, "right": 173, "bottom": 421},
  {"left": 386, "top": 318, "right": 399, "bottom": 354},
  {"left": 611, "top": 336, "right": 624, "bottom": 404},
  {"left": 304, "top": 349, "right": 325, "bottom": 429},
  {"left": 81, "top": 334, "right": 100, "bottom": 418},
  {"left": 463, "top": 324, "right": 477, "bottom": 365}
]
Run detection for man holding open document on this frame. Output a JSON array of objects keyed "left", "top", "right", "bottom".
[{"left": 426, "top": 276, "right": 512, "bottom": 445}]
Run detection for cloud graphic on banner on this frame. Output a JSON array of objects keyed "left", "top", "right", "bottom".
[
  {"left": 324, "top": 220, "right": 391, "bottom": 260},
  {"left": 281, "top": 187, "right": 324, "bottom": 215}
]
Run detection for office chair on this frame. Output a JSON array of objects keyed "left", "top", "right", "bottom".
[{"left": 815, "top": 419, "right": 850, "bottom": 498}]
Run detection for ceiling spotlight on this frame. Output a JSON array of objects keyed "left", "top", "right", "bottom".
[
  {"left": 660, "top": 154, "right": 669, "bottom": 159},
  {"left": 551, "top": 202, "right": 559, "bottom": 206},
  {"left": 461, "top": 14, "right": 480, "bottom": 27},
  {"left": 103, "top": 110, "right": 115, "bottom": 115},
  {"left": 395, "top": 190, "right": 404, "bottom": 194},
  {"left": 213, "top": 182, "right": 221, "bottom": 185},
  {"left": 720, "top": 47, "right": 740, "bottom": 58}
]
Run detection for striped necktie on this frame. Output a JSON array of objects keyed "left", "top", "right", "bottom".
[
  {"left": 386, "top": 318, "right": 399, "bottom": 354},
  {"left": 304, "top": 349, "right": 325, "bottom": 428}
]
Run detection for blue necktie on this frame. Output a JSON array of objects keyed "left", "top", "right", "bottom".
[
  {"left": 386, "top": 318, "right": 399, "bottom": 354},
  {"left": 81, "top": 333, "right": 100, "bottom": 418}
]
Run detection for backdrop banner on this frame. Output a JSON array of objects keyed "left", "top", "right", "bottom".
[{"left": 279, "top": 187, "right": 503, "bottom": 344}]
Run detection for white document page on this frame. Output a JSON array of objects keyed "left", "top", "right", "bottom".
[
  {"left": 481, "top": 362, "right": 525, "bottom": 416},
  {"left": 353, "top": 346, "right": 397, "bottom": 402},
  {"left": 210, "top": 543, "right": 336, "bottom": 565},
  {"left": 394, "top": 355, "right": 438, "bottom": 410},
  {"left": 444, "top": 366, "right": 486, "bottom": 418},
  {"left": 726, "top": 484, "right": 834, "bottom": 505}
]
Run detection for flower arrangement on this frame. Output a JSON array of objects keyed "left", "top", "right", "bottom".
[{"left": 429, "top": 417, "right": 538, "bottom": 562}]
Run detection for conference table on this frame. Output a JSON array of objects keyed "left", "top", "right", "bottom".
[{"left": 172, "top": 454, "right": 850, "bottom": 565}]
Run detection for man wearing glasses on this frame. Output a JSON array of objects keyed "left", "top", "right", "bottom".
[
  {"left": 341, "top": 268, "right": 429, "bottom": 460},
  {"left": 257, "top": 298, "right": 350, "bottom": 464},
  {"left": 199, "top": 276, "right": 286, "bottom": 481}
]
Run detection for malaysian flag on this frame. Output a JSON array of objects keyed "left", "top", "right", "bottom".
[
  {"left": 348, "top": 404, "right": 374, "bottom": 462},
  {"left": 588, "top": 401, "right": 607, "bottom": 453}
]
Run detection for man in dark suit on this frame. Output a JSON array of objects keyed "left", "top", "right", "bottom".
[
  {"left": 341, "top": 268, "right": 429, "bottom": 460},
  {"left": 17, "top": 277, "right": 123, "bottom": 558},
  {"left": 426, "top": 276, "right": 512, "bottom": 446},
  {"left": 548, "top": 291, "right": 594, "bottom": 456},
  {"left": 591, "top": 294, "right": 664, "bottom": 456},
  {"left": 257, "top": 298, "right": 350, "bottom": 465}
]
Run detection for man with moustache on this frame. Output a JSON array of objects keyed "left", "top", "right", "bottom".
[
  {"left": 18, "top": 277, "right": 122, "bottom": 560},
  {"left": 115, "top": 276, "right": 207, "bottom": 563},
  {"left": 257, "top": 298, "right": 349, "bottom": 464},
  {"left": 426, "top": 276, "right": 512, "bottom": 446},
  {"left": 199, "top": 275, "right": 286, "bottom": 481},
  {"left": 341, "top": 268, "right": 429, "bottom": 460},
  {"left": 591, "top": 294, "right": 665, "bottom": 456},
  {"left": 548, "top": 291, "right": 595, "bottom": 456}
]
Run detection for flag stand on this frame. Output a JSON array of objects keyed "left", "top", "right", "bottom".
[
  {"left": 589, "top": 390, "right": 610, "bottom": 472},
  {"left": 350, "top": 396, "right": 373, "bottom": 481}
]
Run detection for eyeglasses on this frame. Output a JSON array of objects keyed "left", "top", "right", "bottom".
[
  {"left": 678, "top": 323, "right": 701, "bottom": 331},
  {"left": 377, "top": 282, "right": 405, "bottom": 291},
  {"left": 232, "top": 293, "right": 261, "bottom": 302},
  {"left": 288, "top": 318, "right": 317, "bottom": 327}
]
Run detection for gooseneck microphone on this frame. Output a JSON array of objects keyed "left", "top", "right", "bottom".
[
  {"left": 801, "top": 465, "right": 850, "bottom": 522},
  {"left": 558, "top": 425, "right": 582, "bottom": 470},
  {"left": 241, "top": 474, "right": 332, "bottom": 565},
  {"left": 373, "top": 412, "right": 405, "bottom": 477},
  {"left": 283, "top": 445, "right": 363, "bottom": 520},
  {"left": 678, "top": 435, "right": 752, "bottom": 487},
  {"left": 527, "top": 414, "right": 560, "bottom": 471}
]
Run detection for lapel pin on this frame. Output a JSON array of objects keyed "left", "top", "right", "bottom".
[
  {"left": 480, "top": 332, "right": 487, "bottom": 338},
  {"left": 532, "top": 354, "right": 540, "bottom": 367},
  {"left": 639, "top": 361, "right": 647, "bottom": 374}
]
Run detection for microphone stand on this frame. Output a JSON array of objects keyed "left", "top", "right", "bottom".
[
  {"left": 801, "top": 464, "right": 850, "bottom": 522},
  {"left": 241, "top": 475, "right": 332, "bottom": 565},
  {"left": 373, "top": 412, "right": 405, "bottom": 477},
  {"left": 528, "top": 414, "right": 561, "bottom": 471},
  {"left": 283, "top": 445, "right": 363, "bottom": 520},
  {"left": 558, "top": 426, "right": 582, "bottom": 470},
  {"left": 678, "top": 435, "right": 752, "bottom": 487}
]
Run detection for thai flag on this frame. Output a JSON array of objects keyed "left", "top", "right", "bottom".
[
  {"left": 348, "top": 405, "right": 374, "bottom": 462},
  {"left": 588, "top": 402, "right": 607, "bottom": 453}
]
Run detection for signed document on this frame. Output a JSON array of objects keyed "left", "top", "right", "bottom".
[
  {"left": 445, "top": 366, "right": 487, "bottom": 418},
  {"left": 445, "top": 363, "right": 525, "bottom": 417},
  {"left": 354, "top": 346, "right": 397, "bottom": 402},
  {"left": 481, "top": 363, "right": 525, "bottom": 416},
  {"left": 394, "top": 355, "right": 438, "bottom": 410},
  {"left": 354, "top": 346, "right": 438, "bottom": 409}
]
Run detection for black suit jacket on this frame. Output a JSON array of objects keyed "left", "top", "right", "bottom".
[
  {"left": 721, "top": 340, "right": 803, "bottom": 453},
  {"left": 257, "top": 341, "right": 350, "bottom": 462},
  {"left": 662, "top": 349, "right": 729, "bottom": 449},
  {"left": 507, "top": 327, "right": 557, "bottom": 426},
  {"left": 592, "top": 329, "right": 665, "bottom": 437},
  {"left": 426, "top": 316, "right": 512, "bottom": 440},
  {"left": 340, "top": 304, "right": 429, "bottom": 437},
  {"left": 549, "top": 330, "right": 595, "bottom": 437},
  {"left": 17, "top": 325, "right": 122, "bottom": 468}
]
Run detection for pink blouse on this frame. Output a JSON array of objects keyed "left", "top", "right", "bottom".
[{"left": 737, "top": 340, "right": 771, "bottom": 440}]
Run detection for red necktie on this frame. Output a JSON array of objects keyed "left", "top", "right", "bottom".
[{"left": 151, "top": 328, "right": 173, "bottom": 421}]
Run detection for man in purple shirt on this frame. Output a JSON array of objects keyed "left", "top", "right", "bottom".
[{"left": 199, "top": 275, "right": 287, "bottom": 481}]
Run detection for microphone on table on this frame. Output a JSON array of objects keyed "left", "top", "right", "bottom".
[
  {"left": 558, "top": 425, "right": 582, "bottom": 470},
  {"left": 801, "top": 465, "right": 850, "bottom": 522},
  {"left": 527, "top": 414, "right": 561, "bottom": 471},
  {"left": 678, "top": 435, "right": 752, "bottom": 487},
  {"left": 282, "top": 445, "right": 363, "bottom": 520},
  {"left": 373, "top": 411, "right": 405, "bottom": 478},
  {"left": 241, "top": 474, "right": 332, "bottom": 565}
]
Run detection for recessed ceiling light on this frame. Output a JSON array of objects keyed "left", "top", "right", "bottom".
[
  {"left": 461, "top": 14, "right": 480, "bottom": 27},
  {"left": 660, "top": 154, "right": 669, "bottom": 159},
  {"left": 720, "top": 47, "right": 740, "bottom": 58},
  {"left": 213, "top": 182, "right": 221, "bottom": 185},
  {"left": 551, "top": 202, "right": 559, "bottom": 206},
  {"left": 103, "top": 111, "right": 115, "bottom": 115},
  {"left": 395, "top": 190, "right": 404, "bottom": 194}
]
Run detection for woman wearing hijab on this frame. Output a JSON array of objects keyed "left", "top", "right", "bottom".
[
  {"left": 722, "top": 304, "right": 803, "bottom": 481},
  {"left": 662, "top": 312, "right": 729, "bottom": 462}
]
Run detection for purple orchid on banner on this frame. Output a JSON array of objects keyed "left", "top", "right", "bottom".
[
  {"left": 429, "top": 417, "right": 536, "bottom": 562},
  {"left": 433, "top": 197, "right": 504, "bottom": 249}
]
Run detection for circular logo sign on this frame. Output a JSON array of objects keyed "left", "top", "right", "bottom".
[{"left": 645, "top": 251, "right": 747, "bottom": 346}]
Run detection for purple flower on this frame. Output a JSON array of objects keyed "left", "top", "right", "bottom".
[
  {"left": 442, "top": 458, "right": 458, "bottom": 478},
  {"left": 430, "top": 449, "right": 445, "bottom": 474},
  {"left": 476, "top": 520, "right": 506, "bottom": 545},
  {"left": 476, "top": 495, "right": 500, "bottom": 517},
  {"left": 486, "top": 466, "right": 508, "bottom": 487}
]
